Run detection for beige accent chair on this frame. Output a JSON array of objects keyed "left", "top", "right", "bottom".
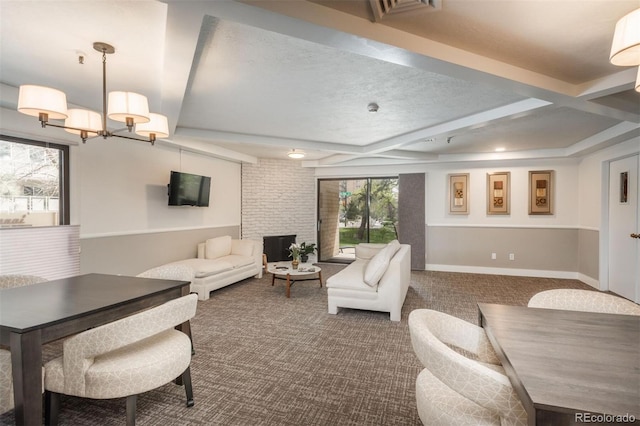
[
  {"left": 528, "top": 289, "right": 640, "bottom": 315},
  {"left": 0, "top": 274, "right": 46, "bottom": 414},
  {"left": 0, "top": 274, "right": 46, "bottom": 289},
  {"left": 408, "top": 309, "right": 527, "bottom": 426},
  {"left": 43, "top": 294, "right": 198, "bottom": 426}
]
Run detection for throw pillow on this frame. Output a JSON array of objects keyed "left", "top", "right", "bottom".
[
  {"left": 363, "top": 240, "right": 402, "bottom": 287},
  {"left": 205, "top": 235, "right": 232, "bottom": 259},
  {"left": 364, "top": 245, "right": 392, "bottom": 287}
]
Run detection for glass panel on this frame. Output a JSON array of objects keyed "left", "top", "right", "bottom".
[
  {"left": 620, "top": 171, "right": 628, "bottom": 203},
  {"left": 318, "top": 177, "right": 398, "bottom": 262},
  {"left": 369, "top": 178, "right": 399, "bottom": 243},
  {"left": 0, "top": 139, "right": 62, "bottom": 227}
]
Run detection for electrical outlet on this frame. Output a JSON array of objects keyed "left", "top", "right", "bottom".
[
  {"left": 491, "top": 253, "right": 497, "bottom": 260},
  {"left": 509, "top": 253, "right": 515, "bottom": 261}
]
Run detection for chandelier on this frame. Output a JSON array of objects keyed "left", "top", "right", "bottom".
[
  {"left": 610, "top": 8, "right": 640, "bottom": 92},
  {"left": 17, "top": 42, "right": 169, "bottom": 144}
]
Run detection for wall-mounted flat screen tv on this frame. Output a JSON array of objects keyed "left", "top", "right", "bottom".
[{"left": 168, "top": 171, "right": 211, "bottom": 207}]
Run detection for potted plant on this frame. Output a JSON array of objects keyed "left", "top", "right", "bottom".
[{"left": 299, "top": 242, "right": 317, "bottom": 263}]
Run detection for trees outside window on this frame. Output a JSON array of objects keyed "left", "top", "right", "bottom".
[{"left": 0, "top": 136, "right": 69, "bottom": 227}]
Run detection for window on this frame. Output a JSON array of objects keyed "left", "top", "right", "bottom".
[
  {"left": 0, "top": 135, "right": 70, "bottom": 227},
  {"left": 318, "top": 177, "right": 398, "bottom": 262}
]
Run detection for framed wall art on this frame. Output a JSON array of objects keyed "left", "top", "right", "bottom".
[
  {"left": 448, "top": 173, "right": 470, "bottom": 214},
  {"left": 529, "top": 170, "right": 553, "bottom": 215},
  {"left": 487, "top": 172, "right": 510, "bottom": 215}
]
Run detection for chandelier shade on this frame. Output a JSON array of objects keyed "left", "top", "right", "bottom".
[
  {"left": 610, "top": 8, "right": 640, "bottom": 66},
  {"left": 107, "top": 91, "right": 150, "bottom": 123},
  {"left": 16, "top": 42, "right": 166, "bottom": 145},
  {"left": 64, "top": 109, "right": 102, "bottom": 136},
  {"left": 135, "top": 113, "right": 169, "bottom": 139},
  {"left": 17, "top": 85, "right": 68, "bottom": 120}
]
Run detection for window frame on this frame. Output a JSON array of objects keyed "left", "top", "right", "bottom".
[{"left": 0, "top": 134, "right": 70, "bottom": 225}]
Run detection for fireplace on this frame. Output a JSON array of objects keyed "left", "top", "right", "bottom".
[{"left": 263, "top": 234, "right": 296, "bottom": 262}]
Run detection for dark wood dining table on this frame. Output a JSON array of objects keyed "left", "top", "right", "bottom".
[
  {"left": 478, "top": 303, "right": 640, "bottom": 426},
  {"left": 0, "top": 273, "right": 191, "bottom": 426}
]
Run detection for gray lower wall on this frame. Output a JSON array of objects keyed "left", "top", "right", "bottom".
[
  {"left": 80, "top": 225, "right": 239, "bottom": 276},
  {"left": 427, "top": 226, "right": 581, "bottom": 272},
  {"left": 578, "top": 228, "right": 599, "bottom": 280}
]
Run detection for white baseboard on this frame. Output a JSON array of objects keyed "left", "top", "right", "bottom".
[{"left": 425, "top": 264, "right": 599, "bottom": 287}]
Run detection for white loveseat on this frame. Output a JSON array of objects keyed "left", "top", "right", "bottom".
[
  {"left": 326, "top": 240, "right": 411, "bottom": 321},
  {"left": 170, "top": 236, "right": 263, "bottom": 300}
]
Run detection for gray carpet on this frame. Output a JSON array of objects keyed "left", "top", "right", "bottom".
[{"left": 1, "top": 266, "right": 592, "bottom": 426}]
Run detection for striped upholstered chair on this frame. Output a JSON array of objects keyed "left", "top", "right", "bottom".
[
  {"left": 409, "top": 309, "right": 527, "bottom": 426},
  {"left": 0, "top": 274, "right": 47, "bottom": 414},
  {"left": 528, "top": 289, "right": 640, "bottom": 315},
  {"left": 0, "top": 274, "right": 46, "bottom": 289},
  {"left": 44, "top": 294, "right": 198, "bottom": 426}
]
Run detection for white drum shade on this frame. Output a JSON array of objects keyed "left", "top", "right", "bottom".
[
  {"left": 610, "top": 8, "right": 640, "bottom": 66},
  {"left": 17, "top": 85, "right": 68, "bottom": 120},
  {"left": 135, "top": 113, "right": 169, "bottom": 138},
  {"left": 107, "top": 91, "right": 150, "bottom": 123},
  {"left": 64, "top": 109, "right": 102, "bottom": 135}
]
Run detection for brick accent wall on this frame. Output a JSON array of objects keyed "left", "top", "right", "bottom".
[{"left": 241, "top": 159, "right": 317, "bottom": 254}]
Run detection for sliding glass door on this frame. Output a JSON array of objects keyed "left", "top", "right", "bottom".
[{"left": 317, "top": 177, "right": 398, "bottom": 262}]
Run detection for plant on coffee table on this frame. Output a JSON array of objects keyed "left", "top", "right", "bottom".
[{"left": 299, "top": 242, "right": 317, "bottom": 263}]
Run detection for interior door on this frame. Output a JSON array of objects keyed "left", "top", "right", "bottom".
[{"left": 608, "top": 154, "right": 639, "bottom": 302}]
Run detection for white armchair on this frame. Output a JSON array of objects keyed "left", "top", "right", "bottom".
[
  {"left": 0, "top": 274, "right": 46, "bottom": 289},
  {"left": 408, "top": 309, "right": 527, "bottom": 426},
  {"left": 43, "top": 294, "right": 198, "bottom": 426},
  {"left": 528, "top": 289, "right": 640, "bottom": 315}
]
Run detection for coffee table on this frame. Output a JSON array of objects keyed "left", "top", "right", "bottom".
[{"left": 267, "top": 262, "right": 323, "bottom": 298}]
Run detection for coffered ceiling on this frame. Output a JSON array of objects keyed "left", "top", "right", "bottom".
[{"left": 1, "top": 0, "right": 638, "bottom": 167}]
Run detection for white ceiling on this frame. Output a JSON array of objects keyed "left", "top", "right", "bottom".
[{"left": 1, "top": 0, "right": 638, "bottom": 167}]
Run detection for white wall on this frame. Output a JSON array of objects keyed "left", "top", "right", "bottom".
[
  {"left": 578, "top": 138, "right": 640, "bottom": 230},
  {"left": 316, "top": 159, "right": 580, "bottom": 228},
  {"left": 76, "top": 140, "right": 241, "bottom": 237}
]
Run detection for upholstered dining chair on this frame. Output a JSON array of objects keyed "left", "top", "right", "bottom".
[
  {"left": 43, "top": 294, "right": 198, "bottom": 426},
  {"left": 0, "top": 274, "right": 46, "bottom": 289},
  {"left": 0, "top": 274, "right": 47, "bottom": 414},
  {"left": 528, "top": 289, "right": 640, "bottom": 315},
  {"left": 137, "top": 263, "right": 195, "bottom": 282},
  {"left": 408, "top": 309, "right": 527, "bottom": 426}
]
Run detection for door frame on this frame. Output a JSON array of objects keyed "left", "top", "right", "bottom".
[{"left": 599, "top": 153, "right": 639, "bottom": 298}]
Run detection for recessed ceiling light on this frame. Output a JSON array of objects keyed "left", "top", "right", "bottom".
[
  {"left": 287, "top": 149, "right": 305, "bottom": 159},
  {"left": 495, "top": 147, "right": 506, "bottom": 152}
]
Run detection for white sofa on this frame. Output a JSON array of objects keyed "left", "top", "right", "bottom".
[
  {"left": 326, "top": 240, "right": 411, "bottom": 321},
  {"left": 170, "top": 236, "right": 263, "bottom": 300}
]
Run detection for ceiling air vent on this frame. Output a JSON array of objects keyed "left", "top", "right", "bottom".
[{"left": 370, "top": 0, "right": 442, "bottom": 22}]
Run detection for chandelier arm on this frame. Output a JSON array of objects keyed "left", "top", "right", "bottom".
[{"left": 111, "top": 133, "right": 154, "bottom": 145}]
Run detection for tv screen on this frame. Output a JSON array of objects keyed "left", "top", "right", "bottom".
[{"left": 168, "top": 171, "right": 211, "bottom": 207}]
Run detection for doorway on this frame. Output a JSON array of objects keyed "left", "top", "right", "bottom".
[
  {"left": 317, "top": 178, "right": 398, "bottom": 262},
  {"left": 608, "top": 154, "right": 639, "bottom": 303}
]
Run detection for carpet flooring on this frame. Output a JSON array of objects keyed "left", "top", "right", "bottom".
[{"left": 1, "top": 266, "right": 592, "bottom": 426}]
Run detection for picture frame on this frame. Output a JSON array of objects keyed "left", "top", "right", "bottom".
[
  {"left": 529, "top": 170, "right": 553, "bottom": 215},
  {"left": 487, "top": 172, "right": 510, "bottom": 215},
  {"left": 448, "top": 173, "right": 470, "bottom": 214}
]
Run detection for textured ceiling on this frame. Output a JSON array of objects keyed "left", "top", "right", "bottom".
[{"left": 0, "top": 0, "right": 638, "bottom": 166}]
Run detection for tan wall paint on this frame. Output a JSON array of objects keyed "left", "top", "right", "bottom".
[
  {"left": 427, "top": 226, "right": 579, "bottom": 272},
  {"left": 80, "top": 225, "right": 239, "bottom": 276},
  {"left": 578, "top": 228, "right": 599, "bottom": 280}
]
